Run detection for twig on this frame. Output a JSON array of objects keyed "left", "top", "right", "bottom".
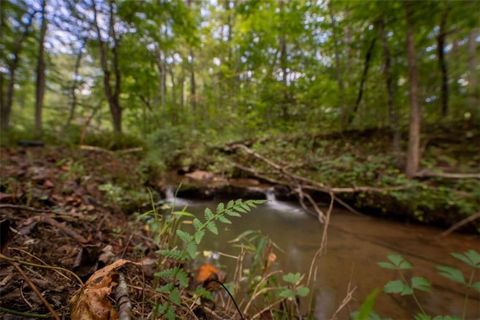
[
  {"left": 0, "top": 307, "right": 51, "bottom": 318},
  {"left": 0, "top": 253, "right": 84, "bottom": 285},
  {"left": 416, "top": 170, "right": 480, "bottom": 179},
  {"left": 0, "top": 204, "right": 49, "bottom": 212},
  {"left": 26, "top": 215, "right": 89, "bottom": 244},
  {"left": 115, "top": 272, "right": 132, "bottom": 320},
  {"left": 440, "top": 211, "right": 480, "bottom": 237},
  {"left": 12, "top": 263, "right": 61, "bottom": 320}
]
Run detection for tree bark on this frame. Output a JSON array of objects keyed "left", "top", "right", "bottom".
[
  {"left": 348, "top": 36, "right": 376, "bottom": 125},
  {"left": 436, "top": 11, "right": 449, "bottom": 117},
  {"left": 379, "top": 17, "right": 400, "bottom": 155},
  {"left": 468, "top": 29, "right": 478, "bottom": 118},
  {"left": 405, "top": 3, "right": 421, "bottom": 178},
  {"left": 328, "top": 2, "right": 346, "bottom": 127},
  {"left": 65, "top": 45, "right": 84, "bottom": 129},
  {"left": 279, "top": 0, "right": 288, "bottom": 119},
  {"left": 34, "top": 0, "right": 48, "bottom": 135},
  {"left": 92, "top": 0, "right": 122, "bottom": 134},
  {"left": 0, "top": 10, "right": 35, "bottom": 131}
]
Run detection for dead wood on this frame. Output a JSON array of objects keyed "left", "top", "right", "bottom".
[
  {"left": 12, "top": 263, "right": 61, "bottom": 320},
  {"left": 115, "top": 272, "right": 132, "bottom": 320},
  {"left": 416, "top": 170, "right": 480, "bottom": 179},
  {"left": 229, "top": 144, "right": 407, "bottom": 218},
  {"left": 24, "top": 216, "right": 89, "bottom": 244},
  {"left": 440, "top": 211, "right": 480, "bottom": 237}
]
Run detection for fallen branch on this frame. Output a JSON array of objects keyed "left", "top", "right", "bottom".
[
  {"left": 0, "top": 204, "right": 49, "bottom": 212},
  {"left": 440, "top": 211, "right": 480, "bottom": 237},
  {"left": 115, "top": 272, "right": 132, "bottom": 320},
  {"left": 12, "top": 263, "right": 61, "bottom": 320},
  {"left": 416, "top": 170, "right": 480, "bottom": 179},
  {"left": 0, "top": 307, "right": 50, "bottom": 319},
  {"left": 24, "top": 216, "right": 89, "bottom": 244}
]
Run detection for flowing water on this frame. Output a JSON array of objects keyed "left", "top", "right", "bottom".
[{"left": 166, "top": 190, "right": 480, "bottom": 319}]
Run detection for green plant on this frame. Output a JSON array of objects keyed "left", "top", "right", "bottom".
[
  {"left": 365, "top": 251, "right": 480, "bottom": 320},
  {"left": 152, "top": 199, "right": 265, "bottom": 320}
]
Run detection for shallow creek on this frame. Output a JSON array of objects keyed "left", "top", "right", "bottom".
[{"left": 167, "top": 190, "right": 480, "bottom": 319}]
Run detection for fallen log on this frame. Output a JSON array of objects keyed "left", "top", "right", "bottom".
[
  {"left": 229, "top": 144, "right": 408, "bottom": 220},
  {"left": 440, "top": 211, "right": 480, "bottom": 237}
]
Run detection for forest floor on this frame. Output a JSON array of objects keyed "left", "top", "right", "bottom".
[
  {"left": 0, "top": 123, "right": 479, "bottom": 318},
  {"left": 0, "top": 147, "right": 188, "bottom": 319}
]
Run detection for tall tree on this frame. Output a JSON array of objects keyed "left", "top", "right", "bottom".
[
  {"left": 405, "top": 2, "right": 421, "bottom": 178},
  {"left": 0, "top": 3, "right": 35, "bottom": 131},
  {"left": 436, "top": 10, "right": 449, "bottom": 117},
  {"left": 34, "top": 0, "right": 48, "bottom": 135},
  {"left": 92, "top": 0, "right": 122, "bottom": 134}
]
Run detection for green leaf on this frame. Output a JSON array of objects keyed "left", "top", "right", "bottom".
[
  {"left": 166, "top": 306, "right": 175, "bottom": 320},
  {"left": 205, "top": 208, "right": 214, "bottom": 220},
  {"left": 207, "top": 222, "right": 218, "bottom": 235},
  {"left": 278, "top": 288, "right": 296, "bottom": 299},
  {"left": 411, "top": 277, "right": 431, "bottom": 292},
  {"left": 378, "top": 262, "right": 396, "bottom": 269},
  {"left": 471, "top": 281, "right": 480, "bottom": 292},
  {"left": 218, "top": 215, "right": 232, "bottom": 224},
  {"left": 186, "top": 242, "right": 198, "bottom": 259},
  {"left": 282, "top": 272, "right": 301, "bottom": 284},
  {"left": 176, "top": 269, "right": 189, "bottom": 288},
  {"left": 295, "top": 286, "right": 310, "bottom": 297},
  {"left": 432, "top": 316, "right": 461, "bottom": 320},
  {"left": 194, "top": 230, "right": 205, "bottom": 244},
  {"left": 436, "top": 265, "right": 465, "bottom": 284},
  {"left": 156, "top": 283, "right": 174, "bottom": 293},
  {"left": 193, "top": 218, "right": 202, "bottom": 231},
  {"left": 172, "top": 211, "right": 194, "bottom": 218},
  {"left": 355, "top": 288, "right": 380, "bottom": 320},
  {"left": 384, "top": 280, "right": 412, "bottom": 295},
  {"left": 414, "top": 314, "right": 431, "bottom": 320},
  {"left": 387, "top": 254, "right": 412, "bottom": 270},
  {"left": 194, "top": 287, "right": 214, "bottom": 301},
  {"left": 226, "top": 209, "right": 241, "bottom": 217},
  {"left": 170, "top": 287, "right": 181, "bottom": 305},
  {"left": 176, "top": 230, "right": 192, "bottom": 243},
  {"left": 227, "top": 200, "right": 234, "bottom": 208},
  {"left": 452, "top": 250, "right": 480, "bottom": 268},
  {"left": 216, "top": 202, "right": 224, "bottom": 212}
]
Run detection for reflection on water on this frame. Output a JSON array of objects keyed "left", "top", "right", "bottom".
[{"left": 172, "top": 196, "right": 480, "bottom": 319}]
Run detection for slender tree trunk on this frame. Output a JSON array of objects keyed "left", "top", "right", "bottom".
[
  {"left": 328, "top": 1, "right": 346, "bottom": 127},
  {"left": 437, "top": 11, "right": 449, "bottom": 117},
  {"left": 379, "top": 17, "right": 400, "bottom": 155},
  {"left": 187, "top": 0, "right": 196, "bottom": 112},
  {"left": 349, "top": 36, "right": 376, "bottom": 125},
  {"left": 468, "top": 29, "right": 478, "bottom": 119},
  {"left": 0, "top": 0, "right": 5, "bottom": 126},
  {"left": 0, "top": 10, "right": 34, "bottom": 131},
  {"left": 65, "top": 46, "right": 83, "bottom": 129},
  {"left": 405, "top": 3, "right": 421, "bottom": 178},
  {"left": 279, "top": 0, "right": 289, "bottom": 119},
  {"left": 34, "top": 0, "right": 48, "bottom": 135},
  {"left": 92, "top": 0, "right": 122, "bottom": 134}
]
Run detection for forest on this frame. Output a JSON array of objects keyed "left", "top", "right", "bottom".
[{"left": 0, "top": 0, "right": 479, "bottom": 319}]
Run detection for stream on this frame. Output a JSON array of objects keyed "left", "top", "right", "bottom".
[{"left": 166, "top": 189, "right": 480, "bottom": 319}]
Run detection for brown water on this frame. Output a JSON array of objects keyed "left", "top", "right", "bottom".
[{"left": 172, "top": 194, "right": 480, "bottom": 319}]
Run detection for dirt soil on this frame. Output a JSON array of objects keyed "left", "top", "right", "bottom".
[{"left": 0, "top": 147, "right": 160, "bottom": 319}]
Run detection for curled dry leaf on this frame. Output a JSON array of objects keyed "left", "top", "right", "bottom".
[{"left": 70, "top": 259, "right": 130, "bottom": 320}]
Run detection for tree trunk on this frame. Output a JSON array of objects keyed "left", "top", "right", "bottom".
[
  {"left": 379, "top": 17, "right": 400, "bottom": 155},
  {"left": 0, "top": 10, "right": 35, "bottom": 131},
  {"left": 34, "top": 0, "right": 48, "bottom": 135},
  {"left": 65, "top": 44, "right": 84, "bottom": 129},
  {"left": 468, "top": 29, "right": 478, "bottom": 119},
  {"left": 348, "top": 36, "right": 376, "bottom": 125},
  {"left": 279, "top": 0, "right": 289, "bottom": 119},
  {"left": 92, "top": 0, "right": 122, "bottom": 134},
  {"left": 328, "top": 2, "right": 346, "bottom": 127},
  {"left": 437, "top": 11, "right": 449, "bottom": 117},
  {"left": 405, "top": 3, "right": 421, "bottom": 178}
]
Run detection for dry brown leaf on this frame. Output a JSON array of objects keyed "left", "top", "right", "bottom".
[{"left": 70, "top": 259, "right": 130, "bottom": 320}]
